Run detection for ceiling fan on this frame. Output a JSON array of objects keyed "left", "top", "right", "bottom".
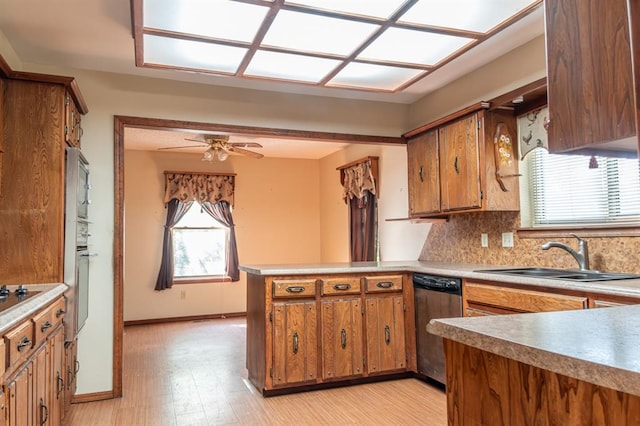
[{"left": 158, "top": 134, "right": 264, "bottom": 161}]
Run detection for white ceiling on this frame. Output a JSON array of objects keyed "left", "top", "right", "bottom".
[{"left": 0, "top": 0, "right": 545, "bottom": 159}]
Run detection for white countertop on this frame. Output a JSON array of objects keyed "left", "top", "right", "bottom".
[
  {"left": 427, "top": 305, "right": 640, "bottom": 396},
  {"left": 0, "top": 283, "right": 67, "bottom": 334},
  {"left": 240, "top": 260, "right": 640, "bottom": 298}
]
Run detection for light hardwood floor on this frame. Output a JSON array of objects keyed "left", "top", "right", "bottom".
[{"left": 64, "top": 317, "right": 447, "bottom": 425}]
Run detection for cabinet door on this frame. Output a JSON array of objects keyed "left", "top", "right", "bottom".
[
  {"left": 545, "top": 0, "right": 635, "bottom": 153},
  {"left": 272, "top": 301, "right": 317, "bottom": 386},
  {"left": 6, "top": 362, "right": 32, "bottom": 426},
  {"left": 365, "top": 296, "right": 406, "bottom": 374},
  {"left": 407, "top": 130, "right": 440, "bottom": 216},
  {"left": 32, "top": 346, "right": 48, "bottom": 426},
  {"left": 49, "top": 327, "right": 64, "bottom": 426},
  {"left": 63, "top": 339, "right": 77, "bottom": 414},
  {"left": 321, "top": 299, "right": 363, "bottom": 380},
  {"left": 439, "top": 114, "right": 481, "bottom": 211}
]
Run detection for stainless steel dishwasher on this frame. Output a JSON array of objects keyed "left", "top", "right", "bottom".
[{"left": 414, "top": 273, "right": 462, "bottom": 385}]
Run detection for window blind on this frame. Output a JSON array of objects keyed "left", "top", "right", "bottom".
[{"left": 528, "top": 149, "right": 640, "bottom": 226}]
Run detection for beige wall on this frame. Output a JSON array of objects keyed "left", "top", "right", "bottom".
[
  {"left": 124, "top": 150, "right": 321, "bottom": 321},
  {"left": 319, "top": 144, "right": 431, "bottom": 262}
]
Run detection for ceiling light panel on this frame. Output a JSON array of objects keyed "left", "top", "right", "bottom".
[
  {"left": 261, "top": 10, "right": 380, "bottom": 56},
  {"left": 328, "top": 62, "right": 425, "bottom": 91},
  {"left": 284, "top": 0, "right": 407, "bottom": 19},
  {"left": 244, "top": 51, "right": 341, "bottom": 83},
  {"left": 143, "top": 34, "right": 247, "bottom": 73},
  {"left": 358, "top": 28, "right": 473, "bottom": 66},
  {"left": 143, "top": 0, "right": 269, "bottom": 42},
  {"left": 398, "top": 0, "right": 538, "bottom": 33}
]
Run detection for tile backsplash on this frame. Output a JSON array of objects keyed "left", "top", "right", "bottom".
[{"left": 419, "top": 211, "right": 640, "bottom": 274}]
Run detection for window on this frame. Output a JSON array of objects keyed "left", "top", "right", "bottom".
[
  {"left": 524, "top": 149, "right": 640, "bottom": 226},
  {"left": 172, "top": 205, "right": 229, "bottom": 280}
]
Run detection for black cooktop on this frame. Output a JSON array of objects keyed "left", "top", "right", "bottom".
[{"left": 0, "top": 285, "right": 40, "bottom": 313}]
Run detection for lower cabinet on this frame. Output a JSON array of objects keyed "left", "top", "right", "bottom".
[
  {"left": 63, "top": 338, "right": 78, "bottom": 416},
  {"left": 248, "top": 272, "right": 414, "bottom": 394},
  {"left": 365, "top": 295, "right": 406, "bottom": 374},
  {"left": 271, "top": 301, "right": 317, "bottom": 386},
  {"left": 463, "top": 280, "right": 588, "bottom": 316},
  {"left": 3, "top": 296, "right": 69, "bottom": 426},
  {"left": 321, "top": 298, "right": 363, "bottom": 380}
]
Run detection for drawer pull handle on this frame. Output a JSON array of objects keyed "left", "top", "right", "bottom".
[
  {"left": 292, "top": 332, "right": 299, "bottom": 354},
  {"left": 333, "top": 283, "right": 351, "bottom": 291},
  {"left": 41, "top": 321, "right": 53, "bottom": 332},
  {"left": 17, "top": 337, "right": 32, "bottom": 352},
  {"left": 341, "top": 329, "right": 347, "bottom": 349},
  {"left": 285, "top": 286, "right": 306, "bottom": 293},
  {"left": 384, "top": 325, "right": 391, "bottom": 345},
  {"left": 376, "top": 281, "right": 394, "bottom": 289},
  {"left": 55, "top": 309, "right": 66, "bottom": 318}
]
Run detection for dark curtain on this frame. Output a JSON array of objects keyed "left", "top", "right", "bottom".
[
  {"left": 201, "top": 200, "right": 240, "bottom": 281},
  {"left": 349, "top": 190, "right": 377, "bottom": 262},
  {"left": 154, "top": 199, "right": 193, "bottom": 291}
]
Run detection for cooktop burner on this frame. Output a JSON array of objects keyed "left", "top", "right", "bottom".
[{"left": 0, "top": 285, "right": 40, "bottom": 312}]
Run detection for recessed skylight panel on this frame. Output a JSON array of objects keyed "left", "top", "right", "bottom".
[
  {"left": 143, "top": 34, "right": 247, "bottom": 73},
  {"left": 328, "top": 62, "right": 424, "bottom": 91},
  {"left": 261, "top": 10, "right": 380, "bottom": 56},
  {"left": 144, "top": 0, "right": 269, "bottom": 42},
  {"left": 399, "top": 0, "right": 538, "bottom": 33},
  {"left": 245, "top": 51, "right": 341, "bottom": 83},
  {"left": 284, "top": 0, "right": 407, "bottom": 19},
  {"left": 358, "top": 28, "right": 472, "bottom": 66}
]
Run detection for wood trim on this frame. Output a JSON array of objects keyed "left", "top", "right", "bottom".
[
  {"left": 402, "top": 102, "right": 490, "bottom": 138},
  {"left": 0, "top": 55, "right": 11, "bottom": 78},
  {"left": 628, "top": 0, "right": 640, "bottom": 153},
  {"left": 71, "top": 390, "right": 115, "bottom": 404},
  {"left": 163, "top": 170, "right": 237, "bottom": 177},
  {"left": 119, "top": 115, "right": 405, "bottom": 145},
  {"left": 171, "top": 276, "right": 233, "bottom": 284},
  {"left": 113, "top": 116, "right": 126, "bottom": 399},
  {"left": 517, "top": 225, "right": 640, "bottom": 238},
  {"left": 336, "top": 156, "right": 379, "bottom": 171},
  {"left": 487, "top": 77, "right": 547, "bottom": 110},
  {"left": 124, "top": 312, "right": 246, "bottom": 327}
]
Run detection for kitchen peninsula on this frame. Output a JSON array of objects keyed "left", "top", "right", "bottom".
[
  {"left": 428, "top": 306, "right": 640, "bottom": 424},
  {"left": 241, "top": 261, "right": 640, "bottom": 397}
]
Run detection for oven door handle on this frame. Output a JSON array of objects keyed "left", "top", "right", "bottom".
[{"left": 79, "top": 252, "right": 99, "bottom": 257}]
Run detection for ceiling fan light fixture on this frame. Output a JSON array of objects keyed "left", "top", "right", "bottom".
[
  {"left": 202, "top": 147, "right": 215, "bottom": 161},
  {"left": 217, "top": 150, "right": 229, "bottom": 161}
]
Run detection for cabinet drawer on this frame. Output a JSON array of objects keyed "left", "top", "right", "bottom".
[
  {"left": 273, "top": 280, "right": 316, "bottom": 299},
  {"left": 5, "top": 320, "right": 34, "bottom": 371},
  {"left": 464, "top": 282, "right": 588, "bottom": 313},
  {"left": 321, "top": 277, "right": 361, "bottom": 296},
  {"left": 364, "top": 275, "right": 403, "bottom": 293},
  {"left": 33, "top": 307, "right": 54, "bottom": 346}
]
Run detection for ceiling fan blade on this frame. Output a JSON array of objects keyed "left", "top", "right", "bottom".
[
  {"left": 228, "top": 146, "right": 264, "bottom": 159},
  {"left": 229, "top": 142, "right": 263, "bottom": 148},
  {"left": 158, "top": 144, "right": 206, "bottom": 150},
  {"left": 184, "top": 138, "right": 208, "bottom": 144}
]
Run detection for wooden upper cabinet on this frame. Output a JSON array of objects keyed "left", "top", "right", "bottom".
[
  {"left": 439, "top": 114, "right": 481, "bottom": 212},
  {"left": 407, "top": 130, "right": 440, "bottom": 216},
  {"left": 406, "top": 107, "right": 519, "bottom": 218},
  {"left": 545, "top": 0, "right": 637, "bottom": 154},
  {"left": 64, "top": 93, "right": 82, "bottom": 148}
]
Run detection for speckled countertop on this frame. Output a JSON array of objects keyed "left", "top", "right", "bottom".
[
  {"left": 239, "top": 260, "right": 640, "bottom": 298},
  {"left": 427, "top": 306, "right": 640, "bottom": 396},
  {"left": 242, "top": 260, "right": 640, "bottom": 395},
  {"left": 0, "top": 284, "right": 67, "bottom": 334}
]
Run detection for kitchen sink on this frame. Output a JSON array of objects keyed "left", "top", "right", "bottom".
[{"left": 477, "top": 267, "right": 640, "bottom": 282}]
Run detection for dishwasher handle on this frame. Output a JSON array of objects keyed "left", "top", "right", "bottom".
[{"left": 413, "top": 274, "right": 461, "bottom": 294}]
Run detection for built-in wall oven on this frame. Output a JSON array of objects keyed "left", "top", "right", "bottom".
[
  {"left": 414, "top": 273, "right": 462, "bottom": 385},
  {"left": 64, "top": 147, "right": 93, "bottom": 342}
]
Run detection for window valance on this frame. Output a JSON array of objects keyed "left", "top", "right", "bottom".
[
  {"left": 337, "top": 156, "right": 379, "bottom": 201},
  {"left": 163, "top": 171, "right": 236, "bottom": 205}
]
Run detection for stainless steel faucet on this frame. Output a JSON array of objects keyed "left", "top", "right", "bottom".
[{"left": 540, "top": 234, "right": 590, "bottom": 271}]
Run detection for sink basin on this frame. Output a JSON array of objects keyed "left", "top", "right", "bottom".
[{"left": 477, "top": 267, "right": 640, "bottom": 282}]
